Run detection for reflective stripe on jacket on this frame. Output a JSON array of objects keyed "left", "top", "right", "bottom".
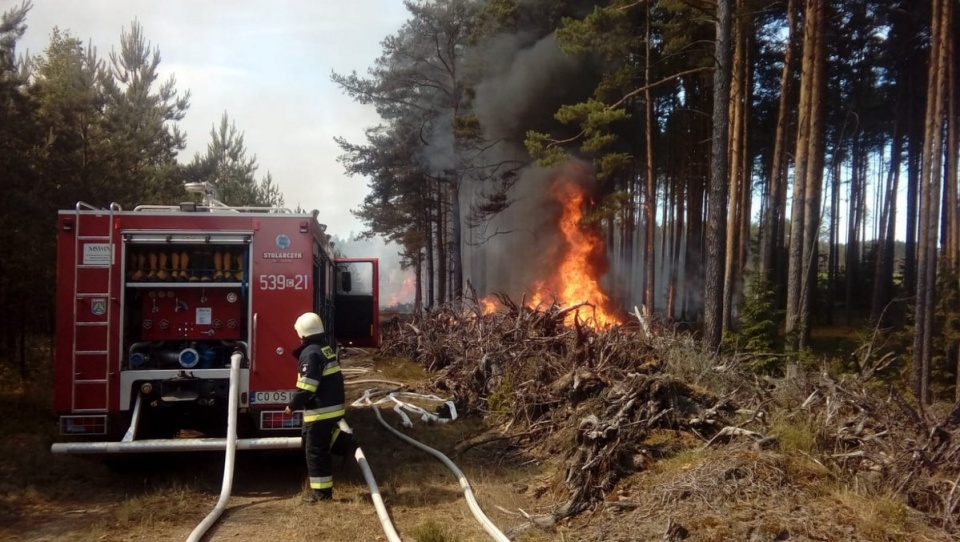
[{"left": 287, "top": 335, "right": 346, "bottom": 423}]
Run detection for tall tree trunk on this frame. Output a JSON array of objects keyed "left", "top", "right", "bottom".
[
  {"left": 737, "top": 35, "right": 752, "bottom": 296},
  {"left": 436, "top": 182, "right": 447, "bottom": 306},
  {"left": 797, "top": 0, "right": 827, "bottom": 350},
  {"left": 425, "top": 182, "right": 436, "bottom": 310},
  {"left": 871, "top": 120, "right": 902, "bottom": 322},
  {"left": 703, "top": 0, "right": 732, "bottom": 352},
  {"left": 915, "top": 0, "right": 950, "bottom": 405},
  {"left": 760, "top": 0, "right": 797, "bottom": 303},
  {"left": 450, "top": 180, "right": 463, "bottom": 304},
  {"left": 669, "top": 178, "right": 684, "bottom": 320},
  {"left": 415, "top": 248, "right": 424, "bottom": 314},
  {"left": 945, "top": 13, "right": 959, "bottom": 273},
  {"left": 723, "top": 0, "right": 746, "bottom": 333},
  {"left": 905, "top": 97, "right": 922, "bottom": 295},
  {"left": 827, "top": 140, "right": 841, "bottom": 326},
  {"left": 947, "top": 5, "right": 960, "bottom": 399},
  {"left": 785, "top": 0, "right": 818, "bottom": 348},
  {"left": 685, "top": 81, "right": 708, "bottom": 322},
  {"left": 644, "top": 5, "right": 656, "bottom": 317},
  {"left": 846, "top": 134, "right": 865, "bottom": 325}
]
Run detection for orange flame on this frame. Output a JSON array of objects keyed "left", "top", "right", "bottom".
[
  {"left": 480, "top": 297, "right": 496, "bottom": 315},
  {"left": 387, "top": 273, "right": 416, "bottom": 307},
  {"left": 530, "top": 172, "right": 620, "bottom": 328}
]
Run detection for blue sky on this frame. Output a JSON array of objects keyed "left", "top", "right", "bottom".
[{"left": 15, "top": 0, "right": 409, "bottom": 238}]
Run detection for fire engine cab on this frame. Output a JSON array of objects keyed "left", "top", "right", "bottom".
[{"left": 51, "top": 183, "right": 378, "bottom": 453}]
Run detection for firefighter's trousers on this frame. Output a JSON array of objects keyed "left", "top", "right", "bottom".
[{"left": 302, "top": 419, "right": 358, "bottom": 491}]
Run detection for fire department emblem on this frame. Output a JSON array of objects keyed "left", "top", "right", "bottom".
[
  {"left": 90, "top": 298, "right": 107, "bottom": 316},
  {"left": 276, "top": 234, "right": 291, "bottom": 250}
]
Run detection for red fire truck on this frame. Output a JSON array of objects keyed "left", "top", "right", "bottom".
[{"left": 51, "top": 183, "right": 378, "bottom": 453}]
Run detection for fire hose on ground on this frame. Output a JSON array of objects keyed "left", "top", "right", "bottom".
[
  {"left": 186, "top": 350, "right": 242, "bottom": 542},
  {"left": 341, "top": 419, "right": 402, "bottom": 542},
  {"left": 352, "top": 388, "right": 511, "bottom": 542},
  {"left": 185, "top": 363, "right": 508, "bottom": 542}
]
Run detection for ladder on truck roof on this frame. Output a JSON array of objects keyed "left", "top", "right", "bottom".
[{"left": 70, "top": 202, "right": 121, "bottom": 413}]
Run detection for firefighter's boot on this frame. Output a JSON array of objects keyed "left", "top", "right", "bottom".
[
  {"left": 199, "top": 250, "right": 212, "bottom": 282},
  {"left": 147, "top": 252, "right": 158, "bottom": 281},
  {"left": 302, "top": 488, "right": 332, "bottom": 503},
  {"left": 170, "top": 252, "right": 180, "bottom": 281},
  {"left": 222, "top": 252, "right": 233, "bottom": 281},
  {"left": 234, "top": 251, "right": 245, "bottom": 281},
  {"left": 131, "top": 253, "right": 145, "bottom": 281},
  {"left": 186, "top": 250, "right": 199, "bottom": 282},
  {"left": 157, "top": 252, "right": 169, "bottom": 281},
  {"left": 177, "top": 251, "right": 189, "bottom": 281},
  {"left": 213, "top": 251, "right": 224, "bottom": 281}
]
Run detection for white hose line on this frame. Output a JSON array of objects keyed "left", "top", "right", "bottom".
[
  {"left": 339, "top": 420, "right": 402, "bottom": 542},
  {"left": 345, "top": 379, "right": 404, "bottom": 387},
  {"left": 187, "top": 351, "right": 242, "bottom": 542},
  {"left": 364, "top": 396, "right": 510, "bottom": 542}
]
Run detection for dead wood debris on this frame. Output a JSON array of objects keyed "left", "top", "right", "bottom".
[{"left": 379, "top": 297, "right": 960, "bottom": 535}]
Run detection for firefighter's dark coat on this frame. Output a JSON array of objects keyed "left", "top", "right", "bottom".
[{"left": 288, "top": 334, "right": 355, "bottom": 491}]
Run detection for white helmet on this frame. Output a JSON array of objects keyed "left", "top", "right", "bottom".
[{"left": 294, "top": 312, "right": 324, "bottom": 338}]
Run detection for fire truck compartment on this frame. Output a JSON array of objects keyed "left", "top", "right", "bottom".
[{"left": 54, "top": 195, "right": 379, "bottom": 450}]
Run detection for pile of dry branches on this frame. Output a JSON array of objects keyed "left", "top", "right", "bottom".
[
  {"left": 380, "top": 297, "right": 745, "bottom": 516},
  {"left": 799, "top": 371, "right": 960, "bottom": 529},
  {"left": 380, "top": 297, "right": 960, "bottom": 531}
]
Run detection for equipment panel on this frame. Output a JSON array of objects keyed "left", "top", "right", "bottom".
[{"left": 137, "top": 286, "right": 243, "bottom": 340}]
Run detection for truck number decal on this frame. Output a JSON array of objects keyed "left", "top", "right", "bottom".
[{"left": 258, "top": 274, "right": 309, "bottom": 291}]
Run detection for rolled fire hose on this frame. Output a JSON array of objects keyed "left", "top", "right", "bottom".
[
  {"left": 186, "top": 350, "right": 242, "bottom": 542},
  {"left": 355, "top": 390, "right": 510, "bottom": 542}
]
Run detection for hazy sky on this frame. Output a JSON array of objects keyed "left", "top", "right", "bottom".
[{"left": 15, "top": 0, "right": 408, "bottom": 238}]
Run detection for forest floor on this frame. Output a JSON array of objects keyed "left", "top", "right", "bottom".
[{"left": 1, "top": 344, "right": 957, "bottom": 541}]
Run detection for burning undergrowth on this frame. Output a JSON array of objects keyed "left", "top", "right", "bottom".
[
  {"left": 380, "top": 304, "right": 960, "bottom": 537},
  {"left": 470, "top": 161, "right": 623, "bottom": 328}
]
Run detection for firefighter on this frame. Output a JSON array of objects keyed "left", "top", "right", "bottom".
[{"left": 284, "top": 312, "right": 358, "bottom": 503}]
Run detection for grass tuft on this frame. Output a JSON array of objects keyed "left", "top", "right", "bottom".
[
  {"left": 769, "top": 413, "right": 818, "bottom": 455},
  {"left": 411, "top": 519, "right": 462, "bottom": 542}
]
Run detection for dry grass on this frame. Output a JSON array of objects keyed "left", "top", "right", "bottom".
[
  {"left": 1, "top": 347, "right": 554, "bottom": 542},
  {"left": 767, "top": 411, "right": 819, "bottom": 455},
  {"left": 5, "top": 338, "right": 959, "bottom": 542}
]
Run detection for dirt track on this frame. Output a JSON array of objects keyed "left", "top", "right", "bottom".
[{"left": 6, "top": 403, "right": 554, "bottom": 542}]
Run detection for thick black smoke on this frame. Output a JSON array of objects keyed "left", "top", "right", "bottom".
[{"left": 460, "top": 31, "right": 601, "bottom": 301}]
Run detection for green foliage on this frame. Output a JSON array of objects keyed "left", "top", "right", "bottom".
[
  {"left": 555, "top": 4, "right": 637, "bottom": 60},
  {"left": 524, "top": 130, "right": 571, "bottom": 167},
  {"left": 595, "top": 152, "right": 631, "bottom": 182},
  {"left": 723, "top": 273, "right": 783, "bottom": 368},
  {"left": 1, "top": 3, "right": 53, "bottom": 361},
  {"left": 99, "top": 20, "right": 190, "bottom": 206},
  {"left": 931, "top": 263, "right": 960, "bottom": 396},
  {"left": 882, "top": 262, "right": 960, "bottom": 400},
  {"left": 185, "top": 112, "right": 282, "bottom": 207},
  {"left": 0, "top": 8, "right": 290, "bottom": 365}
]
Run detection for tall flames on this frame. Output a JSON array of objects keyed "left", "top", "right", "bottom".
[
  {"left": 531, "top": 174, "right": 619, "bottom": 327},
  {"left": 481, "top": 167, "right": 621, "bottom": 328},
  {"left": 387, "top": 273, "right": 416, "bottom": 307}
]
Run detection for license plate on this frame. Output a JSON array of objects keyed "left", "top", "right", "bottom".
[{"left": 250, "top": 390, "right": 295, "bottom": 404}]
